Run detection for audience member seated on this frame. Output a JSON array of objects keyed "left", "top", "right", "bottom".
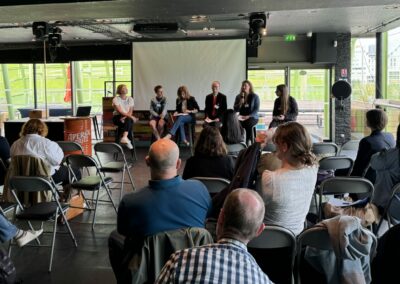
[
  {"left": 258, "top": 122, "right": 318, "bottom": 235},
  {"left": 233, "top": 80, "right": 260, "bottom": 144},
  {"left": 182, "top": 126, "right": 235, "bottom": 180},
  {"left": 156, "top": 188, "right": 272, "bottom": 284},
  {"left": 0, "top": 214, "right": 42, "bottom": 247},
  {"left": 112, "top": 84, "right": 139, "bottom": 150},
  {"left": 370, "top": 124, "right": 400, "bottom": 215},
  {"left": 0, "top": 136, "right": 10, "bottom": 185},
  {"left": 257, "top": 127, "right": 281, "bottom": 175},
  {"left": 117, "top": 139, "right": 211, "bottom": 238},
  {"left": 220, "top": 109, "right": 245, "bottom": 145},
  {"left": 203, "top": 81, "right": 227, "bottom": 128},
  {"left": 165, "top": 86, "right": 200, "bottom": 146},
  {"left": 351, "top": 109, "right": 395, "bottom": 183},
  {"left": 149, "top": 85, "right": 169, "bottom": 140},
  {"left": 10, "top": 119, "right": 74, "bottom": 186}
]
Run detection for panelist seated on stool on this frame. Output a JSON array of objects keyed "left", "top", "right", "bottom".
[
  {"left": 149, "top": 85, "right": 169, "bottom": 141},
  {"left": 203, "top": 81, "right": 227, "bottom": 128},
  {"left": 112, "top": 84, "right": 139, "bottom": 150},
  {"left": 165, "top": 86, "right": 200, "bottom": 147}
]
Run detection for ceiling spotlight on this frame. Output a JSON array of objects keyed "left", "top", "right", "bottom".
[
  {"left": 32, "top": 21, "right": 49, "bottom": 39},
  {"left": 248, "top": 12, "right": 267, "bottom": 47}
]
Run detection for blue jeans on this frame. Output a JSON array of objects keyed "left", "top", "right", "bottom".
[
  {"left": 0, "top": 214, "right": 17, "bottom": 243},
  {"left": 169, "top": 115, "right": 195, "bottom": 142}
]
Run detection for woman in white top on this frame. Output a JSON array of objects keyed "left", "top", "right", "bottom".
[
  {"left": 10, "top": 119, "right": 71, "bottom": 184},
  {"left": 259, "top": 122, "right": 318, "bottom": 235},
  {"left": 112, "top": 84, "right": 138, "bottom": 148}
]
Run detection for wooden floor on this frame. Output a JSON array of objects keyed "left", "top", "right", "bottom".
[{"left": 6, "top": 146, "right": 191, "bottom": 284}]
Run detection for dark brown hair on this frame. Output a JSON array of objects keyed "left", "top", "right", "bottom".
[
  {"left": 276, "top": 84, "right": 289, "bottom": 115},
  {"left": 366, "top": 109, "right": 388, "bottom": 131},
  {"left": 221, "top": 109, "right": 244, "bottom": 144},
  {"left": 20, "top": 119, "right": 48, "bottom": 137},
  {"left": 273, "top": 122, "right": 316, "bottom": 166},
  {"left": 195, "top": 126, "right": 227, "bottom": 157},
  {"left": 154, "top": 85, "right": 162, "bottom": 93}
]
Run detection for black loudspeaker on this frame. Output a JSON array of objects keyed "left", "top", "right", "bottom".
[
  {"left": 247, "top": 45, "right": 258, "bottom": 58},
  {"left": 311, "top": 33, "right": 337, "bottom": 64}
]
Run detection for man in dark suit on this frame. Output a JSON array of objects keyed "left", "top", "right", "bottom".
[{"left": 204, "top": 81, "right": 227, "bottom": 128}]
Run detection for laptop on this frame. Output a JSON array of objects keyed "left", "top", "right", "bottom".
[{"left": 76, "top": 106, "right": 92, "bottom": 117}]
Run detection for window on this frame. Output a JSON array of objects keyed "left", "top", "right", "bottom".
[
  {"left": 351, "top": 38, "right": 376, "bottom": 138},
  {"left": 290, "top": 69, "right": 330, "bottom": 139}
]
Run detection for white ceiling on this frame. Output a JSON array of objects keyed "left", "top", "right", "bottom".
[{"left": 0, "top": 0, "right": 399, "bottom": 48}]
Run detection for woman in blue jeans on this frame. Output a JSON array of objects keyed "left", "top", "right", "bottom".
[
  {"left": 165, "top": 86, "right": 199, "bottom": 146},
  {"left": 0, "top": 214, "right": 42, "bottom": 247}
]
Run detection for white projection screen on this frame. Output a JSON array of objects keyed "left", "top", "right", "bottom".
[{"left": 132, "top": 39, "right": 246, "bottom": 110}]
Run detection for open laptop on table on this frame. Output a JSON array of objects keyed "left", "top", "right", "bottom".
[{"left": 76, "top": 106, "right": 92, "bottom": 117}]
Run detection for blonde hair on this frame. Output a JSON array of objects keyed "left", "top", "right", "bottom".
[
  {"left": 20, "top": 119, "right": 48, "bottom": 137},
  {"left": 177, "top": 86, "right": 191, "bottom": 100},
  {"left": 273, "top": 122, "right": 316, "bottom": 166},
  {"left": 116, "top": 84, "right": 127, "bottom": 95}
]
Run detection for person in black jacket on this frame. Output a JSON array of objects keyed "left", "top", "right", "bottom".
[
  {"left": 204, "top": 81, "right": 227, "bottom": 128},
  {"left": 270, "top": 84, "right": 298, "bottom": 128},
  {"left": 351, "top": 109, "right": 395, "bottom": 183},
  {"left": 166, "top": 86, "right": 199, "bottom": 146},
  {"left": 183, "top": 126, "right": 235, "bottom": 180},
  {"left": 233, "top": 80, "right": 260, "bottom": 144}
]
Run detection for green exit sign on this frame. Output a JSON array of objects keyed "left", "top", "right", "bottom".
[{"left": 284, "top": 34, "right": 296, "bottom": 41}]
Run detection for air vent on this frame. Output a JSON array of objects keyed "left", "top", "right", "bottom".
[{"left": 133, "top": 23, "right": 179, "bottom": 33}]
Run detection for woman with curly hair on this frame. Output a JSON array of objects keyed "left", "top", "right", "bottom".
[
  {"left": 258, "top": 122, "right": 318, "bottom": 235},
  {"left": 183, "top": 126, "right": 235, "bottom": 180}
]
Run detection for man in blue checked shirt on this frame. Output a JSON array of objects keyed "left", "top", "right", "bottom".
[{"left": 156, "top": 188, "right": 272, "bottom": 284}]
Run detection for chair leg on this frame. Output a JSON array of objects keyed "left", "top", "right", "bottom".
[
  {"left": 92, "top": 190, "right": 100, "bottom": 230},
  {"left": 56, "top": 201, "right": 78, "bottom": 247},
  {"left": 126, "top": 165, "right": 135, "bottom": 191},
  {"left": 188, "top": 126, "right": 194, "bottom": 156},
  {"left": 49, "top": 208, "right": 58, "bottom": 272},
  {"left": 119, "top": 169, "right": 126, "bottom": 201},
  {"left": 104, "top": 183, "right": 117, "bottom": 213}
]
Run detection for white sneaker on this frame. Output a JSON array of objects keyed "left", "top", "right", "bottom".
[
  {"left": 15, "top": 229, "right": 43, "bottom": 247},
  {"left": 120, "top": 137, "right": 131, "bottom": 144}
]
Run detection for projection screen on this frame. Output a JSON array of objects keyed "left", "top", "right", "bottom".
[{"left": 132, "top": 39, "right": 246, "bottom": 110}]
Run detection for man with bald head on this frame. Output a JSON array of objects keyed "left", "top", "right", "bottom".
[
  {"left": 156, "top": 188, "right": 272, "bottom": 283},
  {"left": 117, "top": 139, "right": 211, "bottom": 238}
]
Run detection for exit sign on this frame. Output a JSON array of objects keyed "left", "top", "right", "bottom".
[{"left": 284, "top": 34, "right": 296, "bottom": 41}]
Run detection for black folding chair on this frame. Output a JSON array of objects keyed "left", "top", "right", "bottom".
[
  {"left": 66, "top": 154, "right": 117, "bottom": 230},
  {"left": 9, "top": 176, "right": 77, "bottom": 272}
]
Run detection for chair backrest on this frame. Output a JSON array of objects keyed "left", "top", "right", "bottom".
[
  {"left": 9, "top": 176, "right": 54, "bottom": 193},
  {"left": 132, "top": 227, "right": 213, "bottom": 284},
  {"left": 383, "top": 183, "right": 400, "bottom": 226},
  {"left": 320, "top": 176, "right": 374, "bottom": 197},
  {"left": 248, "top": 225, "right": 296, "bottom": 284},
  {"left": 94, "top": 142, "right": 124, "bottom": 155},
  {"left": 319, "top": 156, "right": 354, "bottom": 176},
  {"left": 190, "top": 177, "right": 230, "bottom": 195},
  {"left": 312, "top": 142, "right": 338, "bottom": 156},
  {"left": 76, "top": 106, "right": 92, "bottom": 117},
  {"left": 339, "top": 140, "right": 360, "bottom": 152},
  {"left": 57, "top": 141, "right": 84, "bottom": 154},
  {"left": 226, "top": 142, "right": 247, "bottom": 156},
  {"left": 66, "top": 154, "right": 98, "bottom": 169}
]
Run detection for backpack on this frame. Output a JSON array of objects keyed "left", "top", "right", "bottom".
[{"left": 0, "top": 248, "right": 16, "bottom": 284}]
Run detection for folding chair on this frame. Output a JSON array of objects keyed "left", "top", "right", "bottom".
[
  {"left": 374, "top": 183, "right": 400, "bottom": 234},
  {"left": 0, "top": 158, "right": 16, "bottom": 216},
  {"left": 94, "top": 142, "right": 135, "bottom": 201},
  {"left": 226, "top": 142, "right": 247, "bottom": 157},
  {"left": 318, "top": 177, "right": 374, "bottom": 220},
  {"left": 57, "top": 141, "right": 84, "bottom": 155},
  {"left": 248, "top": 225, "right": 296, "bottom": 284},
  {"left": 297, "top": 223, "right": 376, "bottom": 284},
  {"left": 66, "top": 154, "right": 117, "bottom": 230},
  {"left": 312, "top": 142, "right": 339, "bottom": 157},
  {"left": 9, "top": 176, "right": 77, "bottom": 272},
  {"left": 338, "top": 140, "right": 360, "bottom": 159},
  {"left": 190, "top": 177, "right": 230, "bottom": 197}
]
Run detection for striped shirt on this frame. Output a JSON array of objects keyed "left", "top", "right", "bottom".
[{"left": 156, "top": 238, "right": 272, "bottom": 284}]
